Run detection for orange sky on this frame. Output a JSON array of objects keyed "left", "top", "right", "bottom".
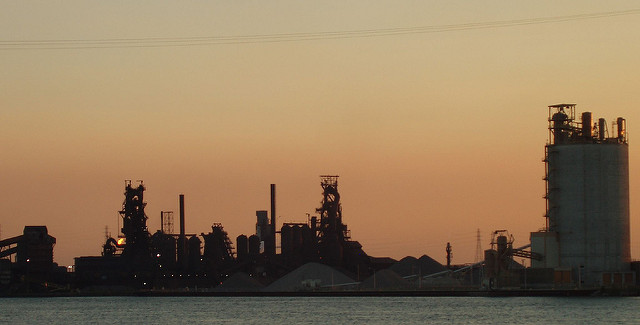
[{"left": 2, "top": 2, "right": 640, "bottom": 266}]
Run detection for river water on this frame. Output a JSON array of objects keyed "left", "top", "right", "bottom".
[{"left": 1, "top": 296, "right": 639, "bottom": 324}]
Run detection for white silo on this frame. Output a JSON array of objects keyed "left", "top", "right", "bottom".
[{"left": 532, "top": 104, "right": 631, "bottom": 287}]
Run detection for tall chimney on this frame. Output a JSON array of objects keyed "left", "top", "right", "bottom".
[
  {"left": 179, "top": 195, "right": 185, "bottom": 237},
  {"left": 617, "top": 117, "right": 626, "bottom": 140},
  {"left": 582, "top": 112, "right": 592, "bottom": 140},
  {"left": 270, "top": 184, "right": 276, "bottom": 255},
  {"left": 179, "top": 194, "right": 187, "bottom": 270}
]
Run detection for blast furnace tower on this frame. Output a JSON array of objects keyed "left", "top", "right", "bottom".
[
  {"left": 531, "top": 104, "right": 632, "bottom": 287},
  {"left": 120, "top": 180, "right": 151, "bottom": 262},
  {"left": 316, "top": 175, "right": 346, "bottom": 266}
]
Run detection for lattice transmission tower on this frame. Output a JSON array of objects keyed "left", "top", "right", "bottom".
[{"left": 475, "top": 228, "right": 482, "bottom": 263}]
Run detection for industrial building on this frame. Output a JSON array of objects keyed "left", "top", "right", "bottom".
[
  {"left": 69, "top": 176, "right": 386, "bottom": 291},
  {"left": 530, "top": 104, "right": 632, "bottom": 287},
  {"left": 480, "top": 104, "right": 635, "bottom": 291},
  {"left": 0, "top": 226, "right": 68, "bottom": 293},
  {"left": 1, "top": 103, "right": 637, "bottom": 295}
]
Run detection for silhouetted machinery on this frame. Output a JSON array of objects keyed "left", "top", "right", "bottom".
[
  {"left": 76, "top": 181, "right": 156, "bottom": 287},
  {"left": 240, "top": 176, "right": 372, "bottom": 278},
  {"left": 314, "top": 176, "right": 369, "bottom": 274},
  {"left": 97, "top": 181, "right": 155, "bottom": 275},
  {"left": 280, "top": 222, "right": 315, "bottom": 268},
  {"left": 0, "top": 226, "right": 56, "bottom": 273},
  {"left": 202, "top": 223, "right": 235, "bottom": 278},
  {"left": 76, "top": 180, "right": 239, "bottom": 288},
  {"left": 0, "top": 226, "right": 62, "bottom": 292},
  {"left": 150, "top": 230, "right": 177, "bottom": 270},
  {"left": 119, "top": 181, "right": 151, "bottom": 261},
  {"left": 483, "top": 230, "right": 542, "bottom": 289},
  {"left": 316, "top": 176, "right": 345, "bottom": 266},
  {"left": 74, "top": 175, "right": 375, "bottom": 289},
  {"left": 101, "top": 181, "right": 151, "bottom": 260}
]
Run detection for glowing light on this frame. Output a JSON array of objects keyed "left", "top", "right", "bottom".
[{"left": 116, "top": 237, "right": 126, "bottom": 247}]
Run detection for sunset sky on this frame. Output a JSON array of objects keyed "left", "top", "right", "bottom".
[{"left": 2, "top": 2, "right": 640, "bottom": 267}]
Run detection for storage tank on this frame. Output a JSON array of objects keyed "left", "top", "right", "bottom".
[
  {"left": 280, "top": 225, "right": 293, "bottom": 258},
  {"left": 150, "top": 231, "right": 177, "bottom": 269},
  {"left": 236, "top": 235, "right": 248, "bottom": 262},
  {"left": 248, "top": 235, "right": 260, "bottom": 257},
  {"left": 541, "top": 104, "right": 630, "bottom": 286},
  {"left": 187, "top": 235, "right": 202, "bottom": 273}
]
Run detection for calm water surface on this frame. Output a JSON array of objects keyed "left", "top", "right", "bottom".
[{"left": 1, "top": 296, "right": 639, "bottom": 324}]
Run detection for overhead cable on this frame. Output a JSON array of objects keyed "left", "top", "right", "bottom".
[{"left": 1, "top": 8, "right": 639, "bottom": 50}]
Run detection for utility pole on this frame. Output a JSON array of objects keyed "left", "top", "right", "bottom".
[
  {"left": 446, "top": 242, "right": 452, "bottom": 268},
  {"left": 475, "top": 228, "right": 482, "bottom": 263}
]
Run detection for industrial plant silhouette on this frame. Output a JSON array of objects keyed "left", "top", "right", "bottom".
[{"left": 0, "top": 104, "right": 637, "bottom": 296}]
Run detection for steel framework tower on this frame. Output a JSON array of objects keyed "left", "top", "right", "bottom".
[
  {"left": 120, "top": 180, "right": 151, "bottom": 260},
  {"left": 316, "top": 175, "right": 349, "bottom": 266}
]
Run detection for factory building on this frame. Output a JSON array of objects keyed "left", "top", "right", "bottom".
[
  {"left": 531, "top": 104, "right": 633, "bottom": 287},
  {"left": 5, "top": 104, "right": 636, "bottom": 295}
]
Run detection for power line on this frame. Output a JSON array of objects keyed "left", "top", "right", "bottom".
[{"left": 1, "top": 8, "right": 639, "bottom": 50}]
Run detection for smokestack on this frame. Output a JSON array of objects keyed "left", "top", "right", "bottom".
[
  {"left": 180, "top": 195, "right": 185, "bottom": 237},
  {"left": 270, "top": 184, "right": 276, "bottom": 255},
  {"left": 617, "top": 117, "right": 626, "bottom": 140},
  {"left": 160, "top": 211, "right": 164, "bottom": 233},
  {"left": 599, "top": 118, "right": 606, "bottom": 140},
  {"left": 179, "top": 194, "right": 187, "bottom": 270},
  {"left": 582, "top": 112, "right": 592, "bottom": 140}
]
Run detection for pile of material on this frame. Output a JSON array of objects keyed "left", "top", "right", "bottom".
[
  {"left": 417, "top": 276, "right": 463, "bottom": 288},
  {"left": 263, "top": 262, "right": 354, "bottom": 292},
  {"left": 389, "top": 255, "right": 447, "bottom": 277},
  {"left": 359, "top": 269, "right": 410, "bottom": 290},
  {"left": 213, "top": 272, "right": 264, "bottom": 292}
]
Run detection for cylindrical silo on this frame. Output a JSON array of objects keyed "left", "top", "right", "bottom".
[
  {"left": 248, "top": 235, "right": 261, "bottom": 257},
  {"left": 187, "top": 235, "right": 202, "bottom": 273},
  {"left": 236, "top": 235, "right": 248, "bottom": 262},
  {"left": 280, "top": 225, "right": 292, "bottom": 259},
  {"left": 544, "top": 105, "right": 630, "bottom": 286},
  {"left": 581, "top": 112, "right": 592, "bottom": 140}
]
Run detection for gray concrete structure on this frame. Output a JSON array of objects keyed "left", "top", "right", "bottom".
[{"left": 532, "top": 104, "right": 632, "bottom": 287}]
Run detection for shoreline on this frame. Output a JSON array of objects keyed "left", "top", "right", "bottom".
[{"left": 4, "top": 287, "right": 633, "bottom": 298}]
